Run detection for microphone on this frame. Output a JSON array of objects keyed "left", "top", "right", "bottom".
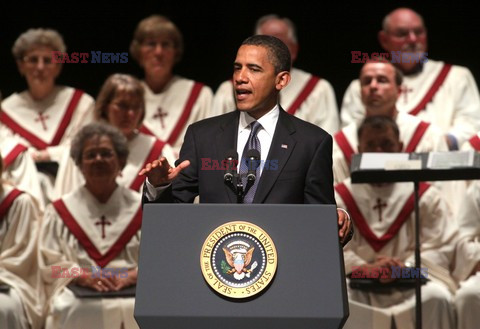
[
  {"left": 223, "top": 149, "right": 238, "bottom": 183},
  {"left": 245, "top": 149, "right": 261, "bottom": 182}
]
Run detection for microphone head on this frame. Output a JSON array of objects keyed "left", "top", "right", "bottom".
[
  {"left": 246, "top": 149, "right": 260, "bottom": 160},
  {"left": 224, "top": 149, "right": 238, "bottom": 183},
  {"left": 245, "top": 149, "right": 261, "bottom": 171},
  {"left": 225, "top": 149, "right": 238, "bottom": 161}
]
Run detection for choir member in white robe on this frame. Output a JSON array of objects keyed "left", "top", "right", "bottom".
[
  {"left": 54, "top": 74, "right": 175, "bottom": 198},
  {"left": 39, "top": 123, "right": 141, "bottom": 329},
  {"left": 337, "top": 116, "right": 457, "bottom": 329},
  {"left": 0, "top": 154, "right": 44, "bottom": 329},
  {"left": 0, "top": 135, "right": 44, "bottom": 210},
  {"left": 211, "top": 14, "right": 339, "bottom": 135},
  {"left": 452, "top": 180, "right": 480, "bottom": 329},
  {"left": 340, "top": 8, "right": 480, "bottom": 149},
  {"left": 0, "top": 28, "right": 94, "bottom": 163},
  {"left": 333, "top": 61, "right": 447, "bottom": 187},
  {"left": 129, "top": 15, "right": 212, "bottom": 157}
]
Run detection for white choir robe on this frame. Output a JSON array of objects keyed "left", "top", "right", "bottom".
[
  {"left": 333, "top": 111, "right": 447, "bottom": 180},
  {"left": 0, "top": 184, "right": 43, "bottom": 329},
  {"left": 336, "top": 179, "right": 457, "bottom": 329},
  {"left": 53, "top": 132, "right": 176, "bottom": 198},
  {"left": 340, "top": 60, "right": 480, "bottom": 146},
  {"left": 0, "top": 86, "right": 95, "bottom": 162},
  {"left": 0, "top": 136, "right": 44, "bottom": 211},
  {"left": 39, "top": 185, "right": 142, "bottom": 329},
  {"left": 139, "top": 76, "right": 213, "bottom": 157},
  {"left": 331, "top": 111, "right": 466, "bottom": 215},
  {"left": 211, "top": 67, "right": 340, "bottom": 135},
  {"left": 452, "top": 180, "right": 480, "bottom": 329}
]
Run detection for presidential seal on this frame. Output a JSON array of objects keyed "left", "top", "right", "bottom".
[{"left": 200, "top": 221, "right": 277, "bottom": 299}]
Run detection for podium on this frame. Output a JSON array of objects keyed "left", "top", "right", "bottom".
[
  {"left": 135, "top": 204, "right": 348, "bottom": 329},
  {"left": 350, "top": 151, "right": 480, "bottom": 329}
]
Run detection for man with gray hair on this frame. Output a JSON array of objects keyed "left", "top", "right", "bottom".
[
  {"left": 341, "top": 7, "right": 480, "bottom": 150},
  {"left": 212, "top": 14, "right": 340, "bottom": 135}
]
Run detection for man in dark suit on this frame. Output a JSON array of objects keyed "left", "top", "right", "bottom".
[{"left": 140, "top": 35, "right": 352, "bottom": 244}]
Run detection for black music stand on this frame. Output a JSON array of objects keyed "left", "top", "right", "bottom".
[{"left": 350, "top": 151, "right": 480, "bottom": 329}]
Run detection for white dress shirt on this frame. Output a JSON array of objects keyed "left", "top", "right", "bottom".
[{"left": 237, "top": 105, "right": 279, "bottom": 176}]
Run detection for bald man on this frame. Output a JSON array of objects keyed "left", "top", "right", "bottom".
[
  {"left": 341, "top": 7, "right": 480, "bottom": 150},
  {"left": 212, "top": 14, "right": 340, "bottom": 135}
]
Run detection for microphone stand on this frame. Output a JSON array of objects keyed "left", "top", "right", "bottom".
[
  {"left": 225, "top": 173, "right": 254, "bottom": 204},
  {"left": 224, "top": 151, "right": 259, "bottom": 203}
]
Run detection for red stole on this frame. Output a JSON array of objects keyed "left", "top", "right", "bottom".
[
  {"left": 335, "top": 182, "right": 430, "bottom": 252},
  {"left": 52, "top": 199, "right": 142, "bottom": 268}
]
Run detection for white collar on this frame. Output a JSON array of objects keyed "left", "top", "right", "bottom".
[{"left": 238, "top": 105, "right": 279, "bottom": 138}]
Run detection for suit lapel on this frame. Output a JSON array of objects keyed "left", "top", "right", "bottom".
[
  {"left": 254, "top": 109, "right": 296, "bottom": 203},
  {"left": 215, "top": 111, "right": 240, "bottom": 203}
]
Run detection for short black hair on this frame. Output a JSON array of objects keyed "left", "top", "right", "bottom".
[
  {"left": 241, "top": 35, "right": 291, "bottom": 73},
  {"left": 357, "top": 115, "right": 400, "bottom": 140}
]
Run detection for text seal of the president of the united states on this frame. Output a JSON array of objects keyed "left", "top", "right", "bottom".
[{"left": 200, "top": 221, "right": 277, "bottom": 299}]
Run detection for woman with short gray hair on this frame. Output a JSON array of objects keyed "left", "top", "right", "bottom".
[
  {"left": 39, "top": 122, "right": 142, "bottom": 329},
  {"left": 1, "top": 27, "right": 95, "bottom": 203},
  {"left": 1, "top": 28, "right": 94, "bottom": 163}
]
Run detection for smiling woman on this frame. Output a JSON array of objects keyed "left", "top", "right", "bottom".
[
  {"left": 39, "top": 123, "right": 143, "bottom": 329},
  {"left": 0, "top": 28, "right": 95, "bottom": 163},
  {"left": 53, "top": 74, "right": 176, "bottom": 198},
  {"left": 0, "top": 28, "right": 96, "bottom": 205}
]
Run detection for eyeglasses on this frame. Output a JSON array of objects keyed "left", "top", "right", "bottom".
[
  {"left": 22, "top": 55, "right": 55, "bottom": 66},
  {"left": 386, "top": 28, "right": 426, "bottom": 40},
  {"left": 110, "top": 102, "right": 143, "bottom": 112},
  {"left": 82, "top": 149, "right": 115, "bottom": 160},
  {"left": 141, "top": 40, "right": 175, "bottom": 51}
]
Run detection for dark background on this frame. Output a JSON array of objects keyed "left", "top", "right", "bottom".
[{"left": 1, "top": 1, "right": 479, "bottom": 112}]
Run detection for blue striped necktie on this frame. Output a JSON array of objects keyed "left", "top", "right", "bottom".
[{"left": 240, "top": 121, "right": 262, "bottom": 203}]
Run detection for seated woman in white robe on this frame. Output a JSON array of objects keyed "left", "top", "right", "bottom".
[
  {"left": 0, "top": 154, "right": 43, "bottom": 329},
  {"left": 39, "top": 123, "right": 142, "bottom": 329},
  {"left": 0, "top": 134, "right": 44, "bottom": 211},
  {"left": 0, "top": 28, "right": 94, "bottom": 201},
  {"left": 452, "top": 180, "right": 480, "bottom": 329},
  {"left": 54, "top": 73, "right": 175, "bottom": 198},
  {"left": 130, "top": 15, "right": 213, "bottom": 157}
]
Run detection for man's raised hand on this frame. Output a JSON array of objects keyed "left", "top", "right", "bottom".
[{"left": 139, "top": 157, "right": 190, "bottom": 187}]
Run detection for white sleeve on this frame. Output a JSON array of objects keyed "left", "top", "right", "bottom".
[
  {"left": 340, "top": 79, "right": 366, "bottom": 127},
  {"left": 449, "top": 67, "right": 480, "bottom": 145}
]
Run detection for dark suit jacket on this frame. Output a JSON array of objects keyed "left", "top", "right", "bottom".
[{"left": 148, "top": 108, "right": 336, "bottom": 205}]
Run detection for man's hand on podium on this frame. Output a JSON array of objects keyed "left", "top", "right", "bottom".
[
  {"left": 139, "top": 157, "right": 190, "bottom": 187},
  {"left": 337, "top": 208, "right": 353, "bottom": 246}
]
